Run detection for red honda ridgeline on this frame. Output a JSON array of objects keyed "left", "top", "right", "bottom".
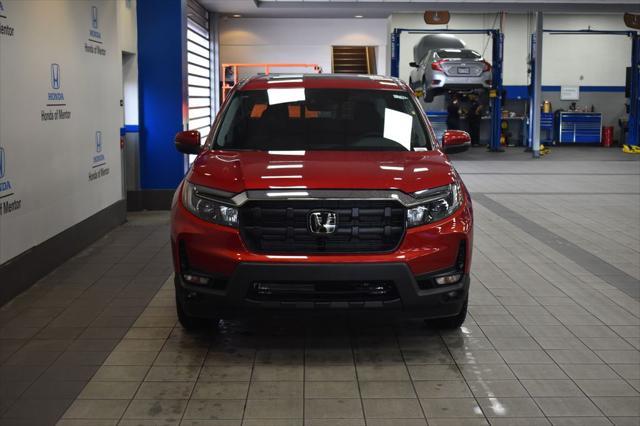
[{"left": 171, "top": 74, "right": 473, "bottom": 329}]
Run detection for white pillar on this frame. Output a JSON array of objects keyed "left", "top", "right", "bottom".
[{"left": 532, "top": 12, "right": 543, "bottom": 158}]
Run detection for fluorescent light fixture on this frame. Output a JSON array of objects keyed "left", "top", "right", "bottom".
[
  {"left": 265, "top": 191, "right": 309, "bottom": 197},
  {"left": 268, "top": 150, "right": 306, "bottom": 156},
  {"left": 354, "top": 15, "right": 363, "bottom": 18},
  {"left": 267, "top": 79, "right": 304, "bottom": 84},
  {"left": 380, "top": 165, "right": 404, "bottom": 171},
  {"left": 271, "top": 74, "right": 303, "bottom": 79},
  {"left": 232, "top": 14, "right": 242, "bottom": 18},
  {"left": 414, "top": 167, "right": 429, "bottom": 172},
  {"left": 267, "top": 164, "right": 303, "bottom": 169},
  {"left": 261, "top": 175, "right": 303, "bottom": 179}
]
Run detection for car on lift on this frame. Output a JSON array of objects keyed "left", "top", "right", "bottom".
[
  {"left": 410, "top": 48, "right": 492, "bottom": 102},
  {"left": 170, "top": 74, "right": 473, "bottom": 331}
]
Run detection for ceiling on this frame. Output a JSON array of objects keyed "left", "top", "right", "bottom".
[{"left": 200, "top": 0, "right": 640, "bottom": 18}]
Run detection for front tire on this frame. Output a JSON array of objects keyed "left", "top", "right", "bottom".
[
  {"left": 423, "top": 80, "right": 435, "bottom": 102},
  {"left": 174, "top": 282, "right": 219, "bottom": 331},
  {"left": 426, "top": 299, "right": 468, "bottom": 330}
]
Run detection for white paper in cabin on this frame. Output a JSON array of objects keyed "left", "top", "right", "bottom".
[
  {"left": 267, "top": 88, "right": 306, "bottom": 105},
  {"left": 383, "top": 108, "right": 413, "bottom": 150}
]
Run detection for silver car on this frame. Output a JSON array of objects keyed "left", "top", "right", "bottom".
[{"left": 409, "top": 48, "right": 492, "bottom": 102}]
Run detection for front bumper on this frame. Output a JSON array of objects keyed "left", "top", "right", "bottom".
[
  {"left": 171, "top": 186, "right": 473, "bottom": 319},
  {"left": 175, "top": 263, "right": 469, "bottom": 319}
]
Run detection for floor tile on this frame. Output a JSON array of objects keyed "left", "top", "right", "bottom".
[
  {"left": 413, "top": 380, "right": 472, "bottom": 398},
  {"left": 191, "top": 382, "right": 249, "bottom": 399},
  {"left": 248, "top": 381, "right": 303, "bottom": 399},
  {"left": 361, "top": 398, "right": 423, "bottom": 418},
  {"left": 305, "top": 381, "right": 360, "bottom": 399},
  {"left": 420, "top": 397, "right": 484, "bottom": 418},
  {"left": 477, "top": 397, "right": 544, "bottom": 418},
  {"left": 183, "top": 399, "right": 245, "bottom": 420},
  {"left": 134, "top": 381, "right": 195, "bottom": 399},
  {"left": 62, "top": 399, "right": 128, "bottom": 419},
  {"left": 122, "top": 399, "right": 188, "bottom": 420},
  {"left": 534, "top": 397, "right": 603, "bottom": 417},
  {"left": 77, "top": 381, "right": 139, "bottom": 399},
  {"left": 304, "top": 398, "right": 362, "bottom": 419}
]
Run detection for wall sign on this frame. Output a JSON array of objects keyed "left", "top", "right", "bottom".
[
  {"left": 560, "top": 86, "right": 580, "bottom": 101},
  {"left": 85, "top": 4, "right": 106, "bottom": 56},
  {"left": 424, "top": 11, "right": 450, "bottom": 25},
  {"left": 0, "top": 0, "right": 15, "bottom": 37},
  {"left": 42, "top": 63, "right": 72, "bottom": 121}
]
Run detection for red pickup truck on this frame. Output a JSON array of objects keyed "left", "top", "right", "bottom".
[{"left": 170, "top": 74, "right": 473, "bottom": 330}]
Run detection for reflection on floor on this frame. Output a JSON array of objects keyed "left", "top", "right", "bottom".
[{"left": 0, "top": 153, "right": 639, "bottom": 426}]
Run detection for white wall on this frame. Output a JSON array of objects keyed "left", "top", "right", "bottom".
[
  {"left": 219, "top": 18, "right": 388, "bottom": 78},
  {"left": 0, "top": 0, "right": 136, "bottom": 264},
  {"left": 389, "top": 12, "right": 630, "bottom": 87},
  {"left": 540, "top": 15, "right": 630, "bottom": 86},
  {"left": 220, "top": 13, "right": 630, "bottom": 87}
]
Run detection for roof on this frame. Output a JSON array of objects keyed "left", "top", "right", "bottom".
[{"left": 238, "top": 74, "right": 410, "bottom": 92}]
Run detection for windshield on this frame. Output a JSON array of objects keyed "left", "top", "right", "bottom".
[
  {"left": 436, "top": 49, "right": 481, "bottom": 59},
  {"left": 211, "top": 89, "right": 432, "bottom": 151}
]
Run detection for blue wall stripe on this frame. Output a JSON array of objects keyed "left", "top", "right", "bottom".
[
  {"left": 503, "top": 85, "right": 626, "bottom": 100},
  {"left": 542, "top": 85, "right": 626, "bottom": 93},
  {"left": 504, "top": 85, "right": 529, "bottom": 100},
  {"left": 137, "top": 0, "right": 186, "bottom": 190}
]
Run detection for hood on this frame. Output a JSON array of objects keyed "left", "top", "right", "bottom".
[{"left": 187, "top": 150, "right": 457, "bottom": 195}]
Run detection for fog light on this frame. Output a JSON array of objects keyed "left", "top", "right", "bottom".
[
  {"left": 434, "top": 274, "right": 462, "bottom": 285},
  {"left": 253, "top": 282, "right": 272, "bottom": 295},
  {"left": 183, "top": 274, "right": 210, "bottom": 285}
]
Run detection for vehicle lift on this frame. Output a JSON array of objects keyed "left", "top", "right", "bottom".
[
  {"left": 391, "top": 28, "right": 505, "bottom": 152},
  {"left": 527, "top": 29, "right": 640, "bottom": 152}
]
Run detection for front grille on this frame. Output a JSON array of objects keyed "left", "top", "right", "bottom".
[
  {"left": 239, "top": 200, "right": 406, "bottom": 254},
  {"left": 248, "top": 280, "right": 398, "bottom": 302}
]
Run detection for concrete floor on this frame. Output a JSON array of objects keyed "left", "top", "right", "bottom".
[{"left": 0, "top": 148, "right": 639, "bottom": 426}]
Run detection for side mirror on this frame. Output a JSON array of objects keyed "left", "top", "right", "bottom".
[
  {"left": 409, "top": 61, "right": 419, "bottom": 68},
  {"left": 175, "top": 130, "right": 202, "bottom": 155},
  {"left": 442, "top": 130, "right": 471, "bottom": 152}
]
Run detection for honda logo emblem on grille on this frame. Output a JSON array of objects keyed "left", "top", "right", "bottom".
[{"left": 309, "top": 211, "right": 337, "bottom": 234}]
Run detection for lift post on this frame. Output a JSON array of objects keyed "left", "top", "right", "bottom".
[
  {"left": 630, "top": 32, "right": 640, "bottom": 146},
  {"left": 390, "top": 28, "right": 505, "bottom": 152},
  {"left": 528, "top": 29, "right": 639, "bottom": 150}
]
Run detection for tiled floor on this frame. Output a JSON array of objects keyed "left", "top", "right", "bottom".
[{"left": 0, "top": 147, "right": 639, "bottom": 426}]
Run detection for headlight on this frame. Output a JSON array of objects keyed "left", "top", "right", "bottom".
[
  {"left": 182, "top": 182, "right": 239, "bottom": 227},
  {"left": 406, "top": 183, "right": 462, "bottom": 227}
]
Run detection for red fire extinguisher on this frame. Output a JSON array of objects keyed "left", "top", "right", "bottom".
[{"left": 602, "top": 127, "right": 613, "bottom": 148}]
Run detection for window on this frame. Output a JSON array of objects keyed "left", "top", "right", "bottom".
[
  {"left": 211, "top": 89, "right": 432, "bottom": 152},
  {"left": 186, "top": 0, "right": 212, "bottom": 145},
  {"left": 436, "top": 49, "right": 482, "bottom": 59}
]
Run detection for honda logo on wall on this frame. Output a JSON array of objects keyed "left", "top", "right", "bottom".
[
  {"left": 91, "top": 6, "right": 98, "bottom": 29},
  {"left": 50, "top": 63, "right": 60, "bottom": 90},
  {"left": 0, "top": 147, "right": 5, "bottom": 179},
  {"left": 95, "top": 131, "right": 102, "bottom": 153},
  {"left": 309, "top": 211, "right": 337, "bottom": 234}
]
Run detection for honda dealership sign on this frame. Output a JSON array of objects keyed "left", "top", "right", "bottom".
[{"left": 0, "top": 0, "right": 122, "bottom": 264}]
